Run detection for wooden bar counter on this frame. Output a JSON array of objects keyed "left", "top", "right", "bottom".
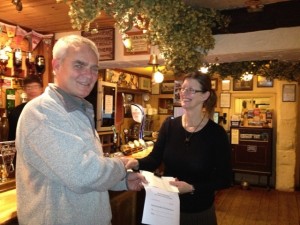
[{"left": 0, "top": 189, "right": 17, "bottom": 224}]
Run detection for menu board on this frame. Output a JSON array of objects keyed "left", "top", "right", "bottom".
[
  {"left": 82, "top": 28, "right": 115, "bottom": 61},
  {"left": 124, "top": 31, "right": 150, "bottom": 55}
]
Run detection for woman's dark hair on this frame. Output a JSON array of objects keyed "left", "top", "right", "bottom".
[
  {"left": 183, "top": 71, "right": 217, "bottom": 117},
  {"left": 23, "top": 75, "right": 43, "bottom": 87}
]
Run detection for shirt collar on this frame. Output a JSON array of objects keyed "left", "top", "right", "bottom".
[{"left": 48, "top": 83, "right": 93, "bottom": 113}]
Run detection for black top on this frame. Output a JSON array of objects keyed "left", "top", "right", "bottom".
[
  {"left": 138, "top": 116, "right": 232, "bottom": 213},
  {"left": 8, "top": 102, "right": 27, "bottom": 140}
]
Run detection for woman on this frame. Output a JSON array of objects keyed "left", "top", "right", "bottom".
[{"left": 126, "top": 71, "right": 232, "bottom": 225}]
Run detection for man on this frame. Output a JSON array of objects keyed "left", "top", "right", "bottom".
[
  {"left": 8, "top": 75, "right": 43, "bottom": 140},
  {"left": 16, "top": 35, "right": 146, "bottom": 225}
]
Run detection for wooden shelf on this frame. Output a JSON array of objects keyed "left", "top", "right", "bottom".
[
  {"left": 117, "top": 87, "right": 150, "bottom": 94},
  {"left": 98, "top": 131, "right": 115, "bottom": 153}
]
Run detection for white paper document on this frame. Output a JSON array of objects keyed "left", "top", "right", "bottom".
[
  {"left": 140, "top": 170, "right": 179, "bottom": 193},
  {"left": 142, "top": 186, "right": 180, "bottom": 225}
]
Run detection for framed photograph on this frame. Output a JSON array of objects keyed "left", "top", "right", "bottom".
[
  {"left": 158, "top": 98, "right": 173, "bottom": 115},
  {"left": 233, "top": 78, "right": 253, "bottom": 91},
  {"left": 160, "top": 81, "right": 174, "bottom": 94},
  {"left": 139, "top": 77, "right": 151, "bottom": 91},
  {"left": 282, "top": 84, "right": 296, "bottom": 102},
  {"left": 151, "top": 83, "right": 160, "bottom": 95},
  {"left": 221, "top": 80, "right": 231, "bottom": 91},
  {"left": 211, "top": 78, "right": 218, "bottom": 90},
  {"left": 124, "top": 31, "right": 150, "bottom": 55},
  {"left": 257, "top": 76, "right": 273, "bottom": 87},
  {"left": 220, "top": 93, "right": 231, "bottom": 108},
  {"left": 174, "top": 80, "right": 183, "bottom": 106},
  {"left": 82, "top": 28, "right": 115, "bottom": 61}
]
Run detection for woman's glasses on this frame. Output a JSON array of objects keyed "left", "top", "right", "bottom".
[{"left": 179, "top": 88, "right": 205, "bottom": 94}]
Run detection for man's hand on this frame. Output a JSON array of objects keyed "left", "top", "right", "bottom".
[
  {"left": 126, "top": 171, "right": 148, "bottom": 191},
  {"left": 125, "top": 158, "right": 139, "bottom": 170}
]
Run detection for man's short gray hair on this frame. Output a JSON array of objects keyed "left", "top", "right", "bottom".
[{"left": 53, "top": 35, "right": 99, "bottom": 62}]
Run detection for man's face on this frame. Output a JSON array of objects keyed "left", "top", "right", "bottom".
[
  {"left": 52, "top": 44, "right": 99, "bottom": 98},
  {"left": 24, "top": 82, "right": 43, "bottom": 101}
]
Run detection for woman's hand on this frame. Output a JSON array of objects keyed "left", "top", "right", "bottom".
[
  {"left": 126, "top": 171, "right": 148, "bottom": 191},
  {"left": 169, "top": 179, "right": 194, "bottom": 194}
]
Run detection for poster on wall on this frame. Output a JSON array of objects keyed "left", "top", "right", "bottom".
[
  {"left": 82, "top": 28, "right": 115, "bottom": 61},
  {"left": 124, "top": 31, "right": 150, "bottom": 55}
]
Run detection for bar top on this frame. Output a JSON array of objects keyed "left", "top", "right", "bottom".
[{"left": 0, "top": 189, "right": 17, "bottom": 224}]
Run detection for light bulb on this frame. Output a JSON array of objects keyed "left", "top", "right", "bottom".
[
  {"left": 241, "top": 72, "right": 253, "bottom": 81},
  {"left": 153, "top": 71, "right": 164, "bottom": 83},
  {"left": 199, "top": 66, "right": 209, "bottom": 74}
]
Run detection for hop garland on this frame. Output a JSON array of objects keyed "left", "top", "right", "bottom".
[
  {"left": 57, "top": 0, "right": 229, "bottom": 75},
  {"left": 208, "top": 60, "right": 300, "bottom": 82}
]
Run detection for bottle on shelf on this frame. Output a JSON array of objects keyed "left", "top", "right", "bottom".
[
  {"left": 13, "top": 48, "right": 23, "bottom": 76},
  {"left": 0, "top": 112, "right": 9, "bottom": 141},
  {"left": 25, "top": 52, "right": 35, "bottom": 76},
  {"left": 6, "top": 89, "right": 15, "bottom": 115},
  {"left": 241, "top": 100, "right": 248, "bottom": 126}
]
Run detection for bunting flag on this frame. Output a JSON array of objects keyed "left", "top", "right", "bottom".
[
  {"left": 5, "top": 24, "right": 16, "bottom": 38},
  {"left": 0, "top": 21, "right": 54, "bottom": 52},
  {"left": 31, "top": 30, "right": 44, "bottom": 51},
  {"left": 14, "top": 25, "right": 28, "bottom": 45}
]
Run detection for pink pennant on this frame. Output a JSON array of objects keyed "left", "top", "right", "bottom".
[
  {"left": 31, "top": 30, "right": 43, "bottom": 51},
  {"left": 14, "top": 25, "right": 28, "bottom": 45}
]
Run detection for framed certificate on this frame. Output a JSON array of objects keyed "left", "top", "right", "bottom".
[
  {"left": 220, "top": 93, "right": 231, "bottom": 108},
  {"left": 282, "top": 84, "right": 296, "bottom": 102}
]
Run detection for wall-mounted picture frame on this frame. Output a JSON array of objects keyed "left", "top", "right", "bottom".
[
  {"left": 233, "top": 78, "right": 253, "bottom": 91},
  {"left": 211, "top": 78, "right": 218, "bottom": 90},
  {"left": 257, "top": 76, "right": 273, "bottom": 87},
  {"left": 124, "top": 31, "right": 150, "bottom": 55},
  {"left": 158, "top": 98, "right": 173, "bottom": 115},
  {"left": 282, "top": 84, "right": 296, "bottom": 102},
  {"left": 220, "top": 93, "right": 231, "bottom": 108},
  {"left": 139, "top": 77, "right": 151, "bottom": 91},
  {"left": 221, "top": 79, "right": 231, "bottom": 91},
  {"left": 160, "top": 81, "right": 174, "bottom": 94},
  {"left": 82, "top": 28, "right": 115, "bottom": 61},
  {"left": 174, "top": 80, "right": 183, "bottom": 106}
]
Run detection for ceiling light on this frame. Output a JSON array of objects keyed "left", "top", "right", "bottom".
[
  {"left": 12, "top": 0, "right": 22, "bottom": 11},
  {"left": 148, "top": 54, "right": 159, "bottom": 66},
  {"left": 153, "top": 71, "right": 164, "bottom": 84},
  {"left": 199, "top": 64, "right": 209, "bottom": 74},
  {"left": 148, "top": 53, "right": 164, "bottom": 83},
  {"left": 245, "top": 0, "right": 264, "bottom": 13},
  {"left": 241, "top": 72, "right": 253, "bottom": 81}
]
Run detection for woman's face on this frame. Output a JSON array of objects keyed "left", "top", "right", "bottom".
[{"left": 179, "top": 78, "right": 207, "bottom": 110}]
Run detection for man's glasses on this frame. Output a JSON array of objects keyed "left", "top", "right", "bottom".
[{"left": 179, "top": 88, "right": 205, "bottom": 94}]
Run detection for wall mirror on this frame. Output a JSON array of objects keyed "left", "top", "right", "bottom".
[{"left": 234, "top": 97, "right": 272, "bottom": 114}]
